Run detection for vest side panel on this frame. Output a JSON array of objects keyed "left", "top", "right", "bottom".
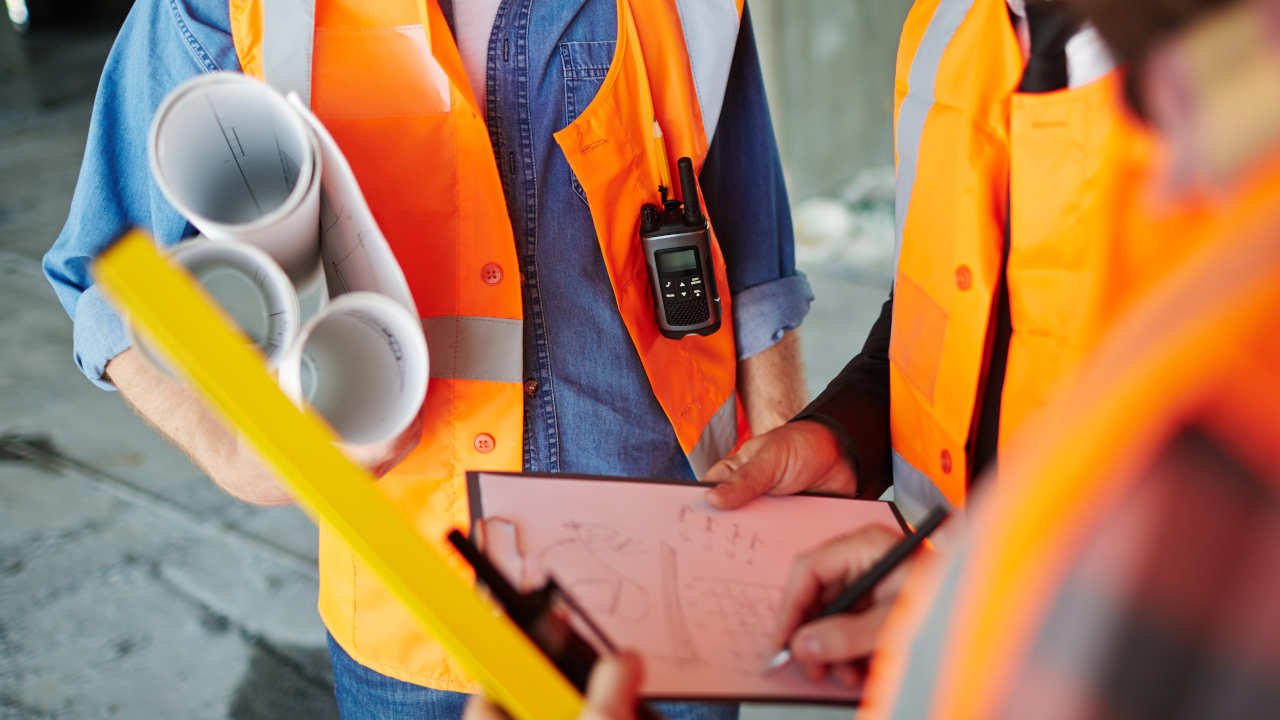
[
  {"left": 555, "top": 0, "right": 740, "bottom": 461},
  {"left": 889, "top": 0, "right": 1021, "bottom": 504},
  {"left": 301, "top": 0, "right": 522, "bottom": 689}
]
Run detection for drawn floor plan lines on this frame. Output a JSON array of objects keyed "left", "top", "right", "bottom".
[
  {"left": 660, "top": 542, "right": 700, "bottom": 664},
  {"left": 471, "top": 471, "right": 899, "bottom": 702},
  {"left": 680, "top": 578, "right": 785, "bottom": 671}
]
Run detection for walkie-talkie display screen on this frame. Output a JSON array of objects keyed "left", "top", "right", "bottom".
[{"left": 657, "top": 249, "right": 697, "bottom": 273}]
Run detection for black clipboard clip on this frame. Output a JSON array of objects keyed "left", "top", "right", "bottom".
[{"left": 448, "top": 529, "right": 663, "bottom": 718}]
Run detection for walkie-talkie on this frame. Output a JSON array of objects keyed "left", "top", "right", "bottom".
[{"left": 640, "top": 157, "right": 722, "bottom": 339}]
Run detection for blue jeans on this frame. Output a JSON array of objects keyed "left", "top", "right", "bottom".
[{"left": 327, "top": 634, "right": 739, "bottom": 720}]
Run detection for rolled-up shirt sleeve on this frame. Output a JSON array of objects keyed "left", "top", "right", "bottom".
[
  {"left": 42, "top": 0, "right": 238, "bottom": 390},
  {"left": 699, "top": 2, "right": 813, "bottom": 361}
]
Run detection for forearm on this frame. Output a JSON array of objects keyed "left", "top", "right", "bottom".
[
  {"left": 738, "top": 329, "right": 807, "bottom": 435},
  {"left": 106, "top": 347, "right": 293, "bottom": 506}
]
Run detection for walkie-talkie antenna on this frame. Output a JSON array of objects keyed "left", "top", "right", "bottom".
[{"left": 677, "top": 157, "right": 703, "bottom": 226}]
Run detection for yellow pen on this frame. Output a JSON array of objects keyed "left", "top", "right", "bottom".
[{"left": 651, "top": 120, "right": 673, "bottom": 199}]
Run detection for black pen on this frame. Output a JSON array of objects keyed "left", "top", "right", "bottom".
[{"left": 764, "top": 506, "right": 950, "bottom": 673}]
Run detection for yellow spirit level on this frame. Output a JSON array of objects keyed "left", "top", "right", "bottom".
[{"left": 92, "top": 230, "right": 583, "bottom": 720}]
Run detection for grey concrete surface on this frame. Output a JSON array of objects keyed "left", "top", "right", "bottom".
[{"left": 0, "top": 24, "right": 890, "bottom": 720}]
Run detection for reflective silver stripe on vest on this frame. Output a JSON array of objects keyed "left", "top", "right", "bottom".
[
  {"left": 893, "top": 450, "right": 953, "bottom": 528},
  {"left": 687, "top": 393, "right": 738, "bottom": 478},
  {"left": 674, "top": 0, "right": 740, "bottom": 145},
  {"left": 885, "top": 544, "right": 969, "bottom": 719},
  {"left": 893, "top": 0, "right": 975, "bottom": 267},
  {"left": 262, "top": 0, "right": 317, "bottom": 104},
  {"left": 422, "top": 316, "right": 523, "bottom": 384}
]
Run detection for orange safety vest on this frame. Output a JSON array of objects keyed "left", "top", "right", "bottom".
[
  {"left": 887, "top": 0, "right": 1159, "bottom": 524},
  {"left": 865, "top": 146, "right": 1280, "bottom": 720},
  {"left": 227, "top": 0, "right": 744, "bottom": 689}
]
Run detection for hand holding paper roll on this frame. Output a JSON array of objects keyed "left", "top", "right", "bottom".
[{"left": 144, "top": 72, "right": 429, "bottom": 458}]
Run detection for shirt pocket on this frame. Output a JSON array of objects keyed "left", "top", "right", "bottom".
[{"left": 558, "top": 40, "right": 616, "bottom": 205}]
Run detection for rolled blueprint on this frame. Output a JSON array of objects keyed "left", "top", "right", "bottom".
[
  {"left": 147, "top": 72, "right": 429, "bottom": 451},
  {"left": 277, "top": 292, "right": 429, "bottom": 449},
  {"left": 149, "top": 72, "right": 322, "bottom": 285},
  {"left": 288, "top": 94, "right": 417, "bottom": 314},
  {"left": 133, "top": 237, "right": 301, "bottom": 370}
]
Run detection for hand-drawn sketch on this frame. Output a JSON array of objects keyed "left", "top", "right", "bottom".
[
  {"left": 679, "top": 578, "right": 784, "bottom": 671},
  {"left": 659, "top": 542, "right": 700, "bottom": 663},
  {"left": 506, "top": 520, "right": 653, "bottom": 621},
  {"left": 676, "top": 503, "right": 765, "bottom": 564},
  {"left": 497, "top": 516, "right": 782, "bottom": 668},
  {"left": 474, "top": 473, "right": 889, "bottom": 703}
]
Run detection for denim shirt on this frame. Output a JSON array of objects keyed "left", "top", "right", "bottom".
[{"left": 44, "top": 0, "right": 812, "bottom": 481}]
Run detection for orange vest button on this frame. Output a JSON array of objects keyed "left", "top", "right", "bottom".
[
  {"left": 474, "top": 433, "right": 496, "bottom": 454},
  {"left": 955, "top": 265, "right": 972, "bottom": 291},
  {"left": 940, "top": 449, "right": 953, "bottom": 474},
  {"left": 481, "top": 263, "right": 503, "bottom": 285}
]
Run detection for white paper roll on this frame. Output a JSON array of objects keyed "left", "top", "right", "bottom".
[
  {"left": 149, "top": 72, "right": 322, "bottom": 285},
  {"left": 277, "top": 292, "right": 429, "bottom": 448},
  {"left": 133, "top": 237, "right": 301, "bottom": 371},
  {"left": 287, "top": 93, "right": 417, "bottom": 314}
]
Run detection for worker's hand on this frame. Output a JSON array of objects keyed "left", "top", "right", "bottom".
[
  {"left": 773, "top": 525, "right": 916, "bottom": 688},
  {"left": 702, "top": 420, "right": 857, "bottom": 510},
  {"left": 462, "top": 652, "right": 648, "bottom": 720},
  {"left": 339, "top": 403, "right": 426, "bottom": 478}
]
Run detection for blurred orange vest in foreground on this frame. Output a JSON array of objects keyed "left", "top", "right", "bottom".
[
  {"left": 867, "top": 2, "right": 1280, "bottom": 707},
  {"left": 227, "top": 0, "right": 743, "bottom": 689},
  {"left": 887, "top": 0, "right": 1163, "bottom": 523},
  {"left": 869, "top": 149, "right": 1280, "bottom": 719}
]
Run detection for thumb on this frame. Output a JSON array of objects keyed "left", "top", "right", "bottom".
[
  {"left": 705, "top": 443, "right": 782, "bottom": 510},
  {"left": 582, "top": 653, "right": 644, "bottom": 720}
]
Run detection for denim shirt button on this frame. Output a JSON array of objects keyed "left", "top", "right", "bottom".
[
  {"left": 524, "top": 378, "right": 539, "bottom": 396},
  {"left": 481, "top": 262, "right": 504, "bottom": 285}
]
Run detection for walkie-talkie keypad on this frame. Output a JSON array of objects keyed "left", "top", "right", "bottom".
[{"left": 661, "top": 271, "right": 711, "bottom": 326}]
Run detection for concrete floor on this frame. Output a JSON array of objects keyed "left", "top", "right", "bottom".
[{"left": 0, "top": 30, "right": 890, "bottom": 720}]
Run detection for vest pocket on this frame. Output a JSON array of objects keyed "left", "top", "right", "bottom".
[
  {"left": 558, "top": 40, "right": 617, "bottom": 205},
  {"left": 889, "top": 274, "right": 949, "bottom": 404}
]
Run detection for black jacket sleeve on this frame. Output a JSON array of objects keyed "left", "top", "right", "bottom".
[{"left": 794, "top": 292, "right": 893, "bottom": 500}]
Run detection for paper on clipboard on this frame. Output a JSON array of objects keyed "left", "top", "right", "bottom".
[{"left": 469, "top": 472, "right": 906, "bottom": 705}]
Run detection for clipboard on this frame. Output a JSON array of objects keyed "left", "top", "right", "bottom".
[
  {"left": 92, "top": 231, "right": 583, "bottom": 720},
  {"left": 467, "top": 470, "right": 908, "bottom": 705}
]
